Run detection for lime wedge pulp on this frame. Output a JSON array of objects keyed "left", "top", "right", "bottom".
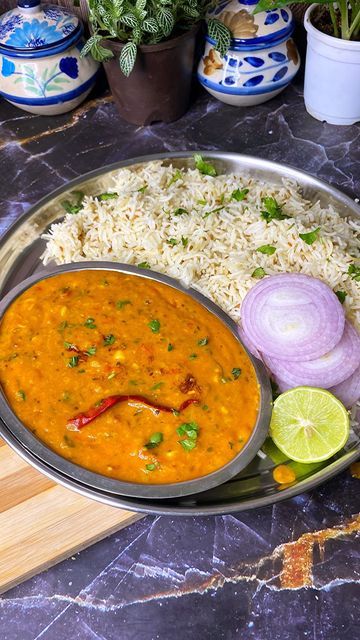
[{"left": 270, "top": 386, "right": 350, "bottom": 463}]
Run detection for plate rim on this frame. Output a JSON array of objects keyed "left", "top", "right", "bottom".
[
  {"left": 0, "top": 423, "right": 358, "bottom": 515},
  {"left": 0, "top": 150, "right": 359, "bottom": 515}
]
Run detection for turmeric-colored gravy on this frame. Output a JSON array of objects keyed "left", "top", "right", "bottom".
[{"left": 0, "top": 271, "right": 260, "bottom": 484}]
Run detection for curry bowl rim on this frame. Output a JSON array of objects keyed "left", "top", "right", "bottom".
[{"left": 0, "top": 261, "right": 272, "bottom": 499}]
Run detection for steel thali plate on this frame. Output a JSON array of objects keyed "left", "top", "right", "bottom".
[{"left": 0, "top": 151, "right": 359, "bottom": 515}]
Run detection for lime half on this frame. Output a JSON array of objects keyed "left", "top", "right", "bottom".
[{"left": 270, "top": 386, "right": 350, "bottom": 463}]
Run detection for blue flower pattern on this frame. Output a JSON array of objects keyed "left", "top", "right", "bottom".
[
  {"left": 5, "top": 19, "right": 61, "bottom": 48},
  {"left": 204, "top": 5, "right": 297, "bottom": 94},
  {"left": 1, "top": 57, "right": 15, "bottom": 77},
  {"left": 43, "top": 7, "right": 66, "bottom": 21},
  {"left": 1, "top": 54, "right": 79, "bottom": 97},
  {"left": 62, "top": 24, "right": 76, "bottom": 37},
  {"left": 59, "top": 57, "right": 78, "bottom": 79},
  {"left": 0, "top": 14, "right": 23, "bottom": 40}
]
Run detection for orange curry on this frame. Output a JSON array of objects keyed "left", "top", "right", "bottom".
[{"left": 0, "top": 270, "right": 259, "bottom": 484}]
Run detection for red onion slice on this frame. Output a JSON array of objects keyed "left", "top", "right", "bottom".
[
  {"left": 263, "top": 320, "right": 360, "bottom": 388},
  {"left": 241, "top": 274, "right": 345, "bottom": 361},
  {"left": 328, "top": 364, "right": 360, "bottom": 408},
  {"left": 273, "top": 377, "right": 293, "bottom": 394}
]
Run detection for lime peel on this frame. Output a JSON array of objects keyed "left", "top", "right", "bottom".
[{"left": 270, "top": 386, "right": 350, "bottom": 463}]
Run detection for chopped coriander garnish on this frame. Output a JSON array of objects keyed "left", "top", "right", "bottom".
[
  {"left": 252, "top": 267, "right": 266, "bottom": 279},
  {"left": 335, "top": 290, "right": 347, "bottom": 304},
  {"left": 232, "top": 367, "right": 242, "bottom": 380},
  {"left": 138, "top": 184, "right": 148, "bottom": 193},
  {"left": 68, "top": 356, "right": 79, "bottom": 368},
  {"left": 61, "top": 190, "right": 85, "bottom": 214},
  {"left": 181, "top": 236, "right": 189, "bottom": 248},
  {"left": 189, "top": 353, "right": 198, "bottom": 360},
  {"left": 116, "top": 299, "right": 131, "bottom": 310},
  {"left": 179, "top": 439, "right": 196, "bottom": 451},
  {"left": 148, "top": 319, "right": 160, "bottom": 333},
  {"left": 197, "top": 199, "right": 207, "bottom": 206},
  {"left": 146, "top": 463, "right": 157, "bottom": 471},
  {"left": 203, "top": 206, "right": 224, "bottom": 219},
  {"left": 167, "top": 237, "right": 178, "bottom": 246},
  {"left": 194, "top": 153, "right": 217, "bottom": 177},
  {"left": 198, "top": 337, "right": 208, "bottom": 346},
  {"left": 17, "top": 390, "right": 26, "bottom": 400},
  {"left": 299, "top": 227, "right": 321, "bottom": 245},
  {"left": 348, "top": 263, "right": 360, "bottom": 281},
  {"left": 232, "top": 188, "right": 249, "bottom": 202},
  {"left": 85, "top": 346, "right": 97, "bottom": 356},
  {"left": 260, "top": 197, "right": 290, "bottom": 223},
  {"left": 103, "top": 334, "right": 115, "bottom": 346},
  {"left": 145, "top": 432, "right": 163, "bottom": 449},
  {"left": 96, "top": 192, "right": 118, "bottom": 201},
  {"left": 174, "top": 207, "right": 188, "bottom": 216},
  {"left": 78, "top": 369, "right": 86, "bottom": 374},
  {"left": 84, "top": 317, "right": 96, "bottom": 329},
  {"left": 58, "top": 321, "right": 69, "bottom": 331},
  {"left": 257, "top": 244, "right": 276, "bottom": 255},
  {"left": 202, "top": 404, "right": 209, "bottom": 411},
  {"left": 168, "top": 343, "right": 174, "bottom": 352},
  {"left": 138, "top": 261, "right": 151, "bottom": 269},
  {"left": 151, "top": 382, "right": 164, "bottom": 391},
  {"left": 177, "top": 422, "right": 199, "bottom": 439},
  {"left": 64, "top": 341, "right": 73, "bottom": 349},
  {"left": 167, "top": 169, "right": 183, "bottom": 187}
]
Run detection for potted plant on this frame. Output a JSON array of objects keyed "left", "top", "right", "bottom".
[
  {"left": 254, "top": 0, "right": 360, "bottom": 125},
  {"left": 81, "top": 0, "right": 231, "bottom": 125}
]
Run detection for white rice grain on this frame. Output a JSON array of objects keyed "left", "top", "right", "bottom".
[{"left": 42, "top": 161, "right": 360, "bottom": 330}]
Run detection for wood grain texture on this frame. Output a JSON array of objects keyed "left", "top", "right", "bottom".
[{"left": 0, "top": 443, "right": 142, "bottom": 594}]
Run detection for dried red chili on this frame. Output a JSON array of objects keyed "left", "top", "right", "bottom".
[{"left": 66, "top": 395, "right": 199, "bottom": 431}]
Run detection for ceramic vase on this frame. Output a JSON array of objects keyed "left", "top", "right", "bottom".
[
  {"left": 198, "top": 0, "right": 300, "bottom": 106},
  {"left": 0, "top": 0, "right": 100, "bottom": 115}
]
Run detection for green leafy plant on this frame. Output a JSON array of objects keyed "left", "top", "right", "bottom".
[
  {"left": 254, "top": 0, "right": 360, "bottom": 41},
  {"left": 82, "top": 0, "right": 231, "bottom": 76}
]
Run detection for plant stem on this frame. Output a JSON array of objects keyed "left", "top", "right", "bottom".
[
  {"left": 348, "top": 8, "right": 360, "bottom": 38},
  {"left": 329, "top": 4, "right": 339, "bottom": 38},
  {"left": 338, "top": 0, "right": 350, "bottom": 38}
]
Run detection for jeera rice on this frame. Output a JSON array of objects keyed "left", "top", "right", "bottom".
[{"left": 42, "top": 161, "right": 360, "bottom": 331}]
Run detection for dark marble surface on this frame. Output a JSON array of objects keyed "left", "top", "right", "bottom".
[{"left": 0, "top": 74, "right": 359, "bottom": 639}]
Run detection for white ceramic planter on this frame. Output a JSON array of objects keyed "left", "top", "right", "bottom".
[{"left": 304, "top": 5, "right": 360, "bottom": 125}]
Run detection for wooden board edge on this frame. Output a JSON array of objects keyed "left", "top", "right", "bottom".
[{"left": 0, "top": 512, "right": 143, "bottom": 595}]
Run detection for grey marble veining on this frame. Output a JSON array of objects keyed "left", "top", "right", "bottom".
[{"left": 0, "top": 75, "right": 359, "bottom": 640}]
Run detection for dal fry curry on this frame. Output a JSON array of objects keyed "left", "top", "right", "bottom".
[{"left": 0, "top": 270, "right": 260, "bottom": 484}]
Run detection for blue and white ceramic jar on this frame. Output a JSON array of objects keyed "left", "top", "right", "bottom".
[
  {"left": 0, "top": 0, "right": 100, "bottom": 115},
  {"left": 198, "top": 0, "right": 300, "bottom": 106}
]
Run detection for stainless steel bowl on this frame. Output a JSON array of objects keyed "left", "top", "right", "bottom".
[{"left": 0, "top": 262, "right": 272, "bottom": 499}]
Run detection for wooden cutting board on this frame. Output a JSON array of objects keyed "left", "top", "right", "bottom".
[{"left": 0, "top": 438, "right": 143, "bottom": 594}]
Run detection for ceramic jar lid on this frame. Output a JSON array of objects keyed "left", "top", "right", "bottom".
[
  {"left": 207, "top": 0, "right": 293, "bottom": 46},
  {"left": 0, "top": 0, "right": 79, "bottom": 52}
]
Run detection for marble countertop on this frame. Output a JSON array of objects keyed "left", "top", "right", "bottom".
[{"left": 0, "top": 75, "right": 359, "bottom": 640}]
